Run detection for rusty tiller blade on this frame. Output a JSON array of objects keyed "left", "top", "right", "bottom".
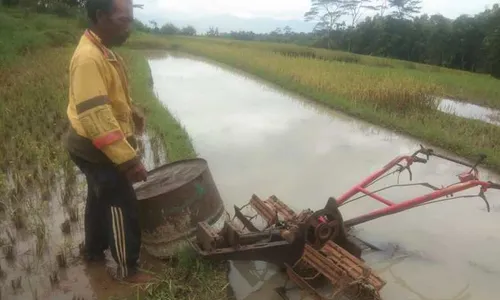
[{"left": 285, "top": 241, "right": 385, "bottom": 300}]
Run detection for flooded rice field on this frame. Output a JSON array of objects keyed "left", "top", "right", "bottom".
[
  {"left": 2, "top": 50, "right": 500, "bottom": 300},
  {"left": 147, "top": 51, "right": 500, "bottom": 300},
  {"left": 0, "top": 133, "right": 167, "bottom": 300}
]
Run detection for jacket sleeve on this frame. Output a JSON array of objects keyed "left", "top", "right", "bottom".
[{"left": 70, "top": 57, "right": 139, "bottom": 171}]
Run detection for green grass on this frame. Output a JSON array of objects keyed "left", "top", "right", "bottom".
[
  {"left": 125, "top": 248, "right": 232, "bottom": 300},
  {"left": 0, "top": 8, "right": 82, "bottom": 67}
]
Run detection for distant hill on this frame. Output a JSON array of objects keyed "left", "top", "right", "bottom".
[{"left": 134, "top": 12, "right": 315, "bottom": 34}]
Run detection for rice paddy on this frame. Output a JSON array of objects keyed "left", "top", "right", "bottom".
[
  {"left": 128, "top": 34, "right": 500, "bottom": 172},
  {"left": 2, "top": 6, "right": 500, "bottom": 300}
]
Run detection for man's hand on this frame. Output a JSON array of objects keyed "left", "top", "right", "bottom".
[
  {"left": 125, "top": 161, "right": 148, "bottom": 183},
  {"left": 132, "top": 106, "right": 146, "bottom": 135}
]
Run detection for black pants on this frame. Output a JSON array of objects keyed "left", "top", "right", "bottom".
[{"left": 69, "top": 153, "right": 141, "bottom": 279}]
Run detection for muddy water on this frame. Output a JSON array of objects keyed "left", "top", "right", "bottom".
[
  {"left": 0, "top": 132, "right": 167, "bottom": 300},
  {"left": 148, "top": 51, "right": 500, "bottom": 300},
  {"left": 437, "top": 98, "right": 500, "bottom": 126}
]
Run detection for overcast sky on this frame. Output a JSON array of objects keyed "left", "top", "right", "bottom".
[{"left": 135, "top": 0, "right": 499, "bottom": 20}]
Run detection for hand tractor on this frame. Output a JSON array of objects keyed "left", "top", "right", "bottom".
[{"left": 190, "top": 145, "right": 500, "bottom": 300}]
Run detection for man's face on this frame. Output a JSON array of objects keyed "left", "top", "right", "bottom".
[{"left": 99, "top": 0, "right": 134, "bottom": 47}]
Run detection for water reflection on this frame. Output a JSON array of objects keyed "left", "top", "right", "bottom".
[
  {"left": 137, "top": 131, "right": 168, "bottom": 171},
  {"left": 437, "top": 98, "right": 500, "bottom": 126}
]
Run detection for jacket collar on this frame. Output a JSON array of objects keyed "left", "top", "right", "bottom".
[{"left": 84, "top": 29, "right": 118, "bottom": 62}]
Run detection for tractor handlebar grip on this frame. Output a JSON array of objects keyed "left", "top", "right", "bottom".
[
  {"left": 488, "top": 182, "right": 500, "bottom": 190},
  {"left": 412, "top": 156, "right": 427, "bottom": 164}
]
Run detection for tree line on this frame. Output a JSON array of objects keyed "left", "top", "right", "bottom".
[
  {"left": 135, "top": 20, "right": 197, "bottom": 36},
  {"left": 303, "top": 0, "right": 500, "bottom": 78},
  {"left": 215, "top": 1, "right": 500, "bottom": 78}
]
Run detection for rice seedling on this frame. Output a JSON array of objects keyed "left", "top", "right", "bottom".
[
  {"left": 32, "top": 219, "right": 48, "bottom": 257},
  {"left": 32, "top": 289, "right": 39, "bottom": 300},
  {"left": 35, "top": 238, "right": 46, "bottom": 258},
  {"left": 11, "top": 276, "right": 22, "bottom": 292},
  {"left": 2, "top": 249, "right": 16, "bottom": 268},
  {"left": 0, "top": 263, "right": 6, "bottom": 279},
  {"left": 0, "top": 201, "right": 5, "bottom": 214},
  {"left": 68, "top": 207, "right": 79, "bottom": 223},
  {"left": 4, "top": 245, "right": 16, "bottom": 262},
  {"left": 49, "top": 271, "right": 59, "bottom": 288},
  {"left": 11, "top": 208, "right": 26, "bottom": 230},
  {"left": 56, "top": 251, "right": 67, "bottom": 269},
  {"left": 61, "top": 192, "right": 72, "bottom": 207},
  {"left": 6, "top": 229, "right": 16, "bottom": 245},
  {"left": 60, "top": 220, "right": 71, "bottom": 235},
  {"left": 19, "top": 255, "right": 35, "bottom": 275},
  {"left": 40, "top": 188, "right": 51, "bottom": 202}
]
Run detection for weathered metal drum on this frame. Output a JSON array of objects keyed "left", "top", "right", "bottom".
[{"left": 134, "top": 158, "right": 225, "bottom": 258}]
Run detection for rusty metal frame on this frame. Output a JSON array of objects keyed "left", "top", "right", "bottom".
[
  {"left": 190, "top": 219, "right": 308, "bottom": 267},
  {"left": 233, "top": 194, "right": 300, "bottom": 231},
  {"left": 192, "top": 195, "right": 380, "bottom": 299}
]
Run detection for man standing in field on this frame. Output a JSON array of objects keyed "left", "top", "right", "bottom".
[{"left": 63, "top": 0, "right": 153, "bottom": 283}]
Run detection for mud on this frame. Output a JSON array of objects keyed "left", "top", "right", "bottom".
[
  {"left": 0, "top": 132, "right": 167, "bottom": 300},
  {"left": 147, "top": 51, "right": 500, "bottom": 300}
]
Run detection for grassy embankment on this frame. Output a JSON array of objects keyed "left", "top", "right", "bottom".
[
  {"left": 0, "top": 10, "right": 229, "bottom": 300},
  {"left": 128, "top": 33, "right": 500, "bottom": 173}
]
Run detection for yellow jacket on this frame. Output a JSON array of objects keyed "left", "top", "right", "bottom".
[{"left": 64, "top": 29, "right": 139, "bottom": 171}]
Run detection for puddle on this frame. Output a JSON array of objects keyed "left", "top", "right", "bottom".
[
  {"left": 0, "top": 132, "right": 167, "bottom": 300},
  {"left": 437, "top": 98, "right": 500, "bottom": 126},
  {"left": 147, "top": 51, "right": 500, "bottom": 300}
]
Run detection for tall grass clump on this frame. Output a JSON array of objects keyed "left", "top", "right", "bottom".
[{"left": 0, "top": 10, "right": 79, "bottom": 67}]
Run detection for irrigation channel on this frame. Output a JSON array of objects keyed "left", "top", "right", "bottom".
[{"left": 146, "top": 51, "right": 500, "bottom": 300}]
